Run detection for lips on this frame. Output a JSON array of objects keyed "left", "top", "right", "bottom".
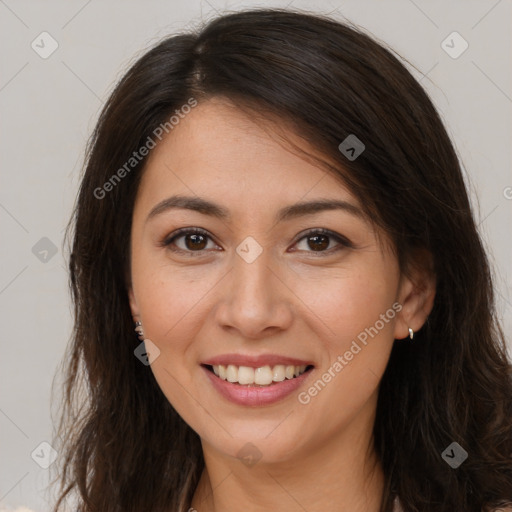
[
  {"left": 201, "top": 353, "right": 315, "bottom": 406},
  {"left": 202, "top": 353, "right": 314, "bottom": 368}
]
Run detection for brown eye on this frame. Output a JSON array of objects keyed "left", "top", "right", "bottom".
[
  {"left": 184, "top": 233, "right": 207, "bottom": 250},
  {"left": 163, "top": 228, "right": 219, "bottom": 254},
  {"left": 293, "top": 229, "right": 352, "bottom": 254},
  {"left": 307, "top": 234, "right": 330, "bottom": 251}
]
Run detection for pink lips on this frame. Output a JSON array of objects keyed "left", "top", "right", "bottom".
[
  {"left": 202, "top": 353, "right": 313, "bottom": 368},
  {"left": 201, "top": 353, "right": 314, "bottom": 406}
]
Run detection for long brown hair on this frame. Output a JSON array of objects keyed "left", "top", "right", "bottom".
[{"left": 51, "top": 8, "right": 512, "bottom": 512}]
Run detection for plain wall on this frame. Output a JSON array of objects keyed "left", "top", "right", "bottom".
[{"left": 0, "top": 0, "right": 510, "bottom": 510}]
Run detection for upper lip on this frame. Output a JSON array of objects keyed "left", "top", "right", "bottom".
[{"left": 202, "top": 353, "right": 314, "bottom": 368}]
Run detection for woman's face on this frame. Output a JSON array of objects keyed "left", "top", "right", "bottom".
[{"left": 128, "top": 97, "right": 421, "bottom": 466}]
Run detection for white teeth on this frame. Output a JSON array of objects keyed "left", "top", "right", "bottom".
[
  {"left": 210, "top": 363, "right": 309, "bottom": 386},
  {"left": 272, "top": 365, "right": 286, "bottom": 382},
  {"left": 254, "top": 365, "right": 273, "bottom": 385},
  {"left": 226, "top": 364, "right": 237, "bottom": 382},
  {"left": 238, "top": 366, "right": 254, "bottom": 385},
  {"left": 294, "top": 365, "right": 305, "bottom": 377}
]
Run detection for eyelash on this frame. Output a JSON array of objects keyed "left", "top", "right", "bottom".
[{"left": 161, "top": 227, "right": 353, "bottom": 257}]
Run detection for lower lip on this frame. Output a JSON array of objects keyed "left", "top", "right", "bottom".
[{"left": 202, "top": 365, "right": 313, "bottom": 406}]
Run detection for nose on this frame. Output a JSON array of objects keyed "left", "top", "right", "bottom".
[{"left": 214, "top": 248, "right": 294, "bottom": 339}]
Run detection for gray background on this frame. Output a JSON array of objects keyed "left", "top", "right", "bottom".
[{"left": 0, "top": 0, "right": 511, "bottom": 510}]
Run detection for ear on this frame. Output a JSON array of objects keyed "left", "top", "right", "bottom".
[
  {"left": 128, "top": 285, "right": 140, "bottom": 318},
  {"left": 394, "top": 249, "right": 436, "bottom": 340}
]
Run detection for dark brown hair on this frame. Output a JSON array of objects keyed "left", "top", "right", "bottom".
[{"left": 51, "top": 8, "right": 512, "bottom": 512}]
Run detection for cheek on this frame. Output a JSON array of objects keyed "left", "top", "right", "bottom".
[
  {"left": 131, "top": 259, "right": 213, "bottom": 419},
  {"left": 136, "top": 268, "right": 215, "bottom": 348},
  {"left": 291, "top": 263, "right": 399, "bottom": 345},
  {"left": 293, "top": 273, "right": 398, "bottom": 419},
  {"left": 291, "top": 263, "right": 399, "bottom": 410}
]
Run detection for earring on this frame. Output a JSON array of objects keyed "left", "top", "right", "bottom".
[
  {"left": 134, "top": 320, "right": 144, "bottom": 341},
  {"left": 408, "top": 327, "right": 414, "bottom": 340}
]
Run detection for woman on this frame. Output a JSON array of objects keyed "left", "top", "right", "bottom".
[{"left": 51, "top": 8, "right": 512, "bottom": 512}]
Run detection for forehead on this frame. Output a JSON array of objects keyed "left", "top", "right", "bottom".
[{"left": 138, "top": 97, "right": 358, "bottom": 210}]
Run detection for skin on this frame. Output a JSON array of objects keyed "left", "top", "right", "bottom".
[{"left": 128, "top": 97, "right": 435, "bottom": 512}]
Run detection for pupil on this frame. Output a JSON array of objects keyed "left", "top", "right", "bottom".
[
  {"left": 308, "top": 234, "right": 329, "bottom": 251},
  {"left": 186, "top": 234, "right": 207, "bottom": 250}
]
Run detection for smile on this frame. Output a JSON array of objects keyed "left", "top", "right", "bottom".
[
  {"left": 201, "top": 363, "right": 315, "bottom": 406},
  {"left": 207, "top": 364, "right": 311, "bottom": 386}
]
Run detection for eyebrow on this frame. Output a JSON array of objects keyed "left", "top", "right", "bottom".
[{"left": 146, "top": 194, "right": 365, "bottom": 224}]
